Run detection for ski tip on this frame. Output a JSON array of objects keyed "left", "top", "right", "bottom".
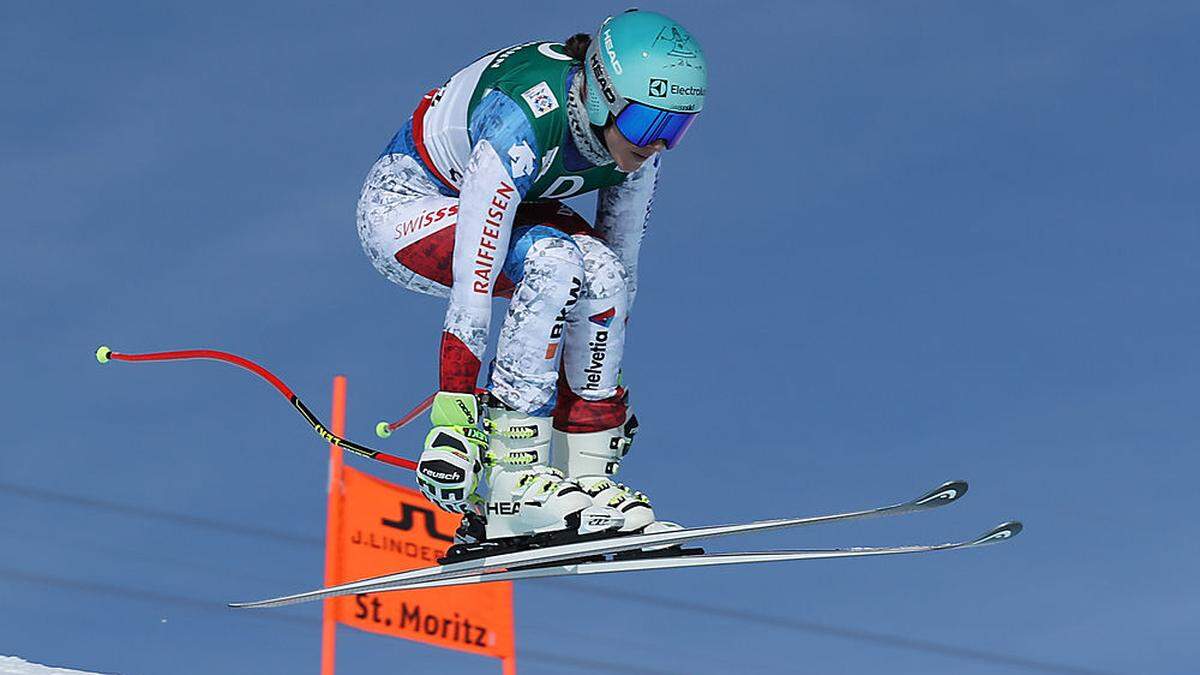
[
  {"left": 229, "top": 591, "right": 321, "bottom": 609},
  {"left": 228, "top": 599, "right": 270, "bottom": 610},
  {"left": 95, "top": 345, "right": 112, "bottom": 364},
  {"left": 375, "top": 421, "right": 393, "bottom": 438},
  {"left": 970, "top": 521, "right": 1023, "bottom": 547},
  {"left": 913, "top": 480, "right": 969, "bottom": 508}
]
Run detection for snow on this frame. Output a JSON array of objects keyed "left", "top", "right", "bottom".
[{"left": 0, "top": 657, "right": 106, "bottom": 675}]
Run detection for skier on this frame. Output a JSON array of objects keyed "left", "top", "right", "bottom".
[{"left": 356, "top": 10, "right": 707, "bottom": 546}]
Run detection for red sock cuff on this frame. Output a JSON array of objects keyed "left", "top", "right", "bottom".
[
  {"left": 552, "top": 383, "right": 628, "bottom": 433},
  {"left": 439, "top": 332, "right": 481, "bottom": 393}
]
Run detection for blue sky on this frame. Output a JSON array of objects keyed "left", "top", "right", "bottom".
[{"left": 2, "top": 2, "right": 1198, "bottom": 674}]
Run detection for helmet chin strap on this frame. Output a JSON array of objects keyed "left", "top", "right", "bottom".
[{"left": 567, "top": 69, "right": 614, "bottom": 166}]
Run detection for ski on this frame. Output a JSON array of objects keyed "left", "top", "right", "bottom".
[
  {"left": 231, "top": 479, "right": 968, "bottom": 609},
  {"left": 309, "top": 521, "right": 1023, "bottom": 594}
]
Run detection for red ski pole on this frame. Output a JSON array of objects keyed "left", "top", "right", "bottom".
[
  {"left": 373, "top": 392, "right": 436, "bottom": 439},
  {"left": 373, "top": 386, "right": 491, "bottom": 439},
  {"left": 95, "top": 345, "right": 417, "bottom": 471}
]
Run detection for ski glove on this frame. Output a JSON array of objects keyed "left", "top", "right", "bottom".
[{"left": 416, "top": 392, "right": 486, "bottom": 514}]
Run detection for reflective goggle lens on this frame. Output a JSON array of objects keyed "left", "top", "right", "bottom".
[{"left": 613, "top": 103, "right": 698, "bottom": 149}]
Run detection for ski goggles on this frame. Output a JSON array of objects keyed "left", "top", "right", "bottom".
[{"left": 613, "top": 101, "right": 698, "bottom": 150}]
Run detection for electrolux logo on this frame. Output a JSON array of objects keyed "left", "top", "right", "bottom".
[{"left": 648, "top": 78, "right": 668, "bottom": 97}]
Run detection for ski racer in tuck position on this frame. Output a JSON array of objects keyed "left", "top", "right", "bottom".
[{"left": 356, "top": 10, "right": 707, "bottom": 548}]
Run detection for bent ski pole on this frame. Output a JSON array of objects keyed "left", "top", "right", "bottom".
[
  {"left": 374, "top": 392, "right": 436, "bottom": 439},
  {"left": 94, "top": 346, "right": 417, "bottom": 471},
  {"left": 374, "top": 386, "right": 490, "bottom": 438}
]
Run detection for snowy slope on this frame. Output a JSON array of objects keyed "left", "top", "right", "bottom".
[{"left": 0, "top": 657, "right": 106, "bottom": 675}]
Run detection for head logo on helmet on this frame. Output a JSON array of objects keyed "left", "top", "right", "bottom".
[
  {"left": 583, "top": 9, "right": 708, "bottom": 147},
  {"left": 603, "top": 29, "right": 624, "bottom": 75},
  {"left": 589, "top": 50, "right": 618, "bottom": 104}
]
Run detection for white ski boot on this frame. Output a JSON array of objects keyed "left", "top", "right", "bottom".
[
  {"left": 552, "top": 411, "right": 680, "bottom": 535},
  {"left": 477, "top": 400, "right": 624, "bottom": 540}
]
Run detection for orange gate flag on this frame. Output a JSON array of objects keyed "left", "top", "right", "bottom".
[{"left": 322, "top": 377, "right": 516, "bottom": 674}]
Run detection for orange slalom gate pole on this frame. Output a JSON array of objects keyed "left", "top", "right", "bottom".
[
  {"left": 321, "top": 376, "right": 348, "bottom": 675},
  {"left": 503, "top": 654, "right": 517, "bottom": 675}
]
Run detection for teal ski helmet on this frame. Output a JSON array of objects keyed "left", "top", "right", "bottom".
[{"left": 584, "top": 9, "right": 707, "bottom": 148}]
